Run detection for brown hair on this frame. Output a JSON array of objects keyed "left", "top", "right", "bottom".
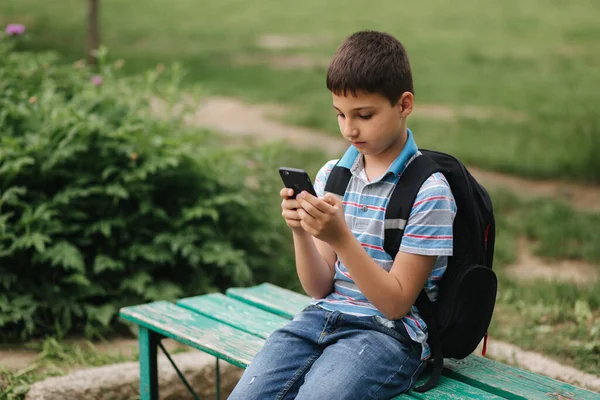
[{"left": 326, "top": 31, "right": 414, "bottom": 105}]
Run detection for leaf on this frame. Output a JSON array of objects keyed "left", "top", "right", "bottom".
[
  {"left": 63, "top": 273, "right": 91, "bottom": 287},
  {"left": 182, "top": 206, "right": 219, "bottom": 222},
  {"left": 41, "top": 241, "right": 85, "bottom": 272},
  {"left": 86, "top": 219, "right": 126, "bottom": 238},
  {"left": 0, "top": 186, "right": 27, "bottom": 206},
  {"left": 32, "top": 203, "right": 57, "bottom": 222},
  {"left": 93, "top": 254, "right": 124, "bottom": 273},
  {"left": 85, "top": 304, "right": 116, "bottom": 328},
  {"left": 52, "top": 186, "right": 104, "bottom": 205},
  {"left": 144, "top": 281, "right": 183, "bottom": 301},
  {"left": 101, "top": 166, "right": 120, "bottom": 181},
  {"left": 128, "top": 244, "right": 173, "bottom": 264},
  {"left": 0, "top": 156, "right": 35, "bottom": 176},
  {"left": 29, "top": 232, "right": 52, "bottom": 253},
  {"left": 105, "top": 183, "right": 129, "bottom": 199},
  {"left": 119, "top": 271, "right": 152, "bottom": 295},
  {"left": 0, "top": 268, "right": 17, "bottom": 290}
]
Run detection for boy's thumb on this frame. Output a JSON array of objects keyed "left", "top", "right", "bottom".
[{"left": 324, "top": 193, "right": 340, "bottom": 206}]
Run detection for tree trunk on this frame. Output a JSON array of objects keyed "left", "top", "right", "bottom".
[{"left": 87, "top": 0, "right": 99, "bottom": 65}]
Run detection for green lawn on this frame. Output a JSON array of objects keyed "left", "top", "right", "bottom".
[
  {"left": 1, "top": 0, "right": 599, "bottom": 382},
  {"left": 2, "top": 0, "right": 600, "bottom": 182}
]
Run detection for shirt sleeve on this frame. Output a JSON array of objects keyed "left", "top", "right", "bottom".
[
  {"left": 399, "top": 172, "right": 457, "bottom": 256},
  {"left": 313, "top": 159, "right": 338, "bottom": 198}
]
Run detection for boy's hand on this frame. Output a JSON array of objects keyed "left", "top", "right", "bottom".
[
  {"left": 296, "top": 191, "right": 349, "bottom": 245},
  {"left": 280, "top": 188, "right": 304, "bottom": 232}
]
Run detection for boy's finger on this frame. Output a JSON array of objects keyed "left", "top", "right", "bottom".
[
  {"left": 298, "top": 208, "right": 318, "bottom": 227},
  {"left": 279, "top": 188, "right": 295, "bottom": 198},
  {"left": 281, "top": 199, "right": 300, "bottom": 210},
  {"left": 323, "top": 193, "right": 343, "bottom": 207},
  {"left": 299, "top": 198, "right": 322, "bottom": 219},
  {"left": 282, "top": 209, "right": 300, "bottom": 220},
  {"left": 298, "top": 191, "right": 335, "bottom": 214}
]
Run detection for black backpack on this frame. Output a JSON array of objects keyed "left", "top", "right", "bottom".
[{"left": 324, "top": 149, "right": 497, "bottom": 393}]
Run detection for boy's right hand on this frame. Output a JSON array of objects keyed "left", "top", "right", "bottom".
[{"left": 280, "top": 188, "right": 304, "bottom": 232}]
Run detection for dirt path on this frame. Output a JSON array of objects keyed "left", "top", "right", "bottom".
[
  {"left": 505, "top": 236, "right": 598, "bottom": 285},
  {"left": 171, "top": 96, "right": 600, "bottom": 213},
  {"left": 0, "top": 337, "right": 186, "bottom": 371}
]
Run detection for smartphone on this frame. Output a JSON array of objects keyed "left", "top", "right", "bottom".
[{"left": 279, "top": 167, "right": 317, "bottom": 199}]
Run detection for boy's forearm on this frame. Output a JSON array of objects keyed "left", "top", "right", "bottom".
[
  {"left": 330, "top": 231, "right": 408, "bottom": 320},
  {"left": 293, "top": 230, "right": 334, "bottom": 299}
]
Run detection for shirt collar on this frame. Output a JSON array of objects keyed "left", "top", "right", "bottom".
[{"left": 337, "top": 128, "right": 419, "bottom": 178}]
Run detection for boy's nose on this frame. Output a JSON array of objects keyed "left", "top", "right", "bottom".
[{"left": 343, "top": 122, "right": 359, "bottom": 138}]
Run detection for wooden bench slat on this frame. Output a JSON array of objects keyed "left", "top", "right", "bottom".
[
  {"left": 226, "top": 283, "right": 311, "bottom": 318},
  {"left": 402, "top": 375, "right": 505, "bottom": 400},
  {"left": 177, "top": 293, "right": 288, "bottom": 338},
  {"left": 119, "top": 301, "right": 265, "bottom": 369},
  {"left": 226, "top": 285, "right": 595, "bottom": 399},
  {"left": 445, "top": 356, "right": 599, "bottom": 400}
]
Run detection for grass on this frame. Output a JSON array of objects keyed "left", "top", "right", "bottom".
[
  {"left": 492, "top": 189, "right": 600, "bottom": 264},
  {"left": 2, "top": 0, "right": 600, "bottom": 182},
  {"left": 1, "top": 0, "right": 599, "bottom": 383},
  {"left": 490, "top": 280, "right": 600, "bottom": 376}
]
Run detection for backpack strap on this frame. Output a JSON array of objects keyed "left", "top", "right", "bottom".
[
  {"left": 385, "top": 154, "right": 441, "bottom": 258},
  {"left": 324, "top": 166, "right": 352, "bottom": 196},
  {"left": 386, "top": 154, "right": 444, "bottom": 393},
  {"left": 412, "top": 291, "right": 443, "bottom": 392},
  {"left": 324, "top": 146, "right": 359, "bottom": 196}
]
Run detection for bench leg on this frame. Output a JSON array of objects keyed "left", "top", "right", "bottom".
[
  {"left": 215, "top": 358, "right": 220, "bottom": 400},
  {"left": 139, "top": 327, "right": 159, "bottom": 400}
]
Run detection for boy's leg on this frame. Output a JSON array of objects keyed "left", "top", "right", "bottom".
[
  {"left": 295, "top": 314, "right": 424, "bottom": 400},
  {"left": 228, "top": 305, "right": 328, "bottom": 400}
]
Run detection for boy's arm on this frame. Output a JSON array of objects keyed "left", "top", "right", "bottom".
[
  {"left": 292, "top": 231, "right": 336, "bottom": 299},
  {"left": 330, "top": 236, "right": 435, "bottom": 319},
  {"left": 296, "top": 175, "right": 455, "bottom": 320},
  {"left": 290, "top": 160, "right": 337, "bottom": 299}
]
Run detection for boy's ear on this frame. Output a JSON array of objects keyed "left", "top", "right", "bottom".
[{"left": 397, "top": 91, "right": 414, "bottom": 117}]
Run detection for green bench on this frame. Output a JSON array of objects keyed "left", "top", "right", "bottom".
[{"left": 120, "top": 283, "right": 598, "bottom": 400}]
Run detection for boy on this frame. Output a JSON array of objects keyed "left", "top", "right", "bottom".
[{"left": 229, "top": 30, "right": 456, "bottom": 400}]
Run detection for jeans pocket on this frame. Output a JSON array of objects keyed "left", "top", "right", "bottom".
[
  {"left": 301, "top": 304, "right": 322, "bottom": 312},
  {"left": 371, "top": 316, "right": 415, "bottom": 348}
]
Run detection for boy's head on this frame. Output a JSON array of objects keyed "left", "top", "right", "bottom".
[
  {"left": 327, "top": 31, "right": 413, "bottom": 106},
  {"left": 327, "top": 31, "right": 414, "bottom": 157}
]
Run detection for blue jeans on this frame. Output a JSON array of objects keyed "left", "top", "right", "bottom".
[{"left": 228, "top": 305, "right": 424, "bottom": 400}]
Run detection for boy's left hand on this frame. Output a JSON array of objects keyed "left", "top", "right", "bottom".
[{"left": 296, "top": 191, "right": 349, "bottom": 246}]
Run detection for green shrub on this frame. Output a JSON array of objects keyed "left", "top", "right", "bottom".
[{"left": 0, "top": 39, "right": 295, "bottom": 340}]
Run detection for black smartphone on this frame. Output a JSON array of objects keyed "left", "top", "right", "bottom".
[{"left": 279, "top": 167, "right": 317, "bottom": 199}]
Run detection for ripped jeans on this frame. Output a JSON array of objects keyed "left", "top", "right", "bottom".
[{"left": 228, "top": 305, "right": 424, "bottom": 400}]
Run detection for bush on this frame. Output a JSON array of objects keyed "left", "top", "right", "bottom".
[{"left": 0, "top": 39, "right": 296, "bottom": 340}]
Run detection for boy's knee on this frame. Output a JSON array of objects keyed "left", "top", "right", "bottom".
[{"left": 228, "top": 374, "right": 266, "bottom": 400}]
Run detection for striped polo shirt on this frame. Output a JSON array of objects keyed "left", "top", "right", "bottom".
[{"left": 312, "top": 129, "right": 457, "bottom": 360}]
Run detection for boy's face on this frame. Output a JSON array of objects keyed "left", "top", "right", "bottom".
[{"left": 332, "top": 90, "right": 412, "bottom": 157}]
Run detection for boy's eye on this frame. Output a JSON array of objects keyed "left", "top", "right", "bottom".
[
  {"left": 337, "top": 113, "right": 345, "bottom": 118},
  {"left": 359, "top": 114, "right": 372, "bottom": 120}
]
